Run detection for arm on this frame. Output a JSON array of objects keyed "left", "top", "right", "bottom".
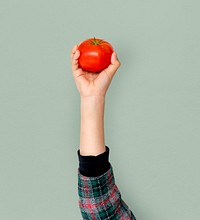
[
  {"left": 71, "top": 45, "right": 137, "bottom": 220},
  {"left": 80, "top": 95, "right": 105, "bottom": 156},
  {"left": 71, "top": 45, "right": 119, "bottom": 156}
]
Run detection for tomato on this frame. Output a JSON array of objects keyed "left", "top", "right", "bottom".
[{"left": 78, "top": 37, "right": 114, "bottom": 73}]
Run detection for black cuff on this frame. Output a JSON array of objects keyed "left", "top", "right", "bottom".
[{"left": 77, "top": 146, "right": 111, "bottom": 177}]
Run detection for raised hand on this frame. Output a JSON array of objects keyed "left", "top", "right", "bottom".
[{"left": 70, "top": 45, "right": 121, "bottom": 98}]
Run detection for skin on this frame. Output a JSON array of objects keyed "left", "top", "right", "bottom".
[{"left": 70, "top": 45, "right": 121, "bottom": 156}]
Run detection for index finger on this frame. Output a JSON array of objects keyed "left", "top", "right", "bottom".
[{"left": 70, "top": 45, "right": 78, "bottom": 62}]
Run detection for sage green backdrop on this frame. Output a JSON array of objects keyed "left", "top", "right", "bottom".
[{"left": 1, "top": 0, "right": 200, "bottom": 219}]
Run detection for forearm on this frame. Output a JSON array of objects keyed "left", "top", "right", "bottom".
[{"left": 80, "top": 96, "right": 105, "bottom": 156}]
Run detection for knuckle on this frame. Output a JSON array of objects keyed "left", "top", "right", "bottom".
[{"left": 117, "top": 60, "right": 121, "bottom": 67}]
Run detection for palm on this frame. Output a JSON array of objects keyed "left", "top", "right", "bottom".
[{"left": 73, "top": 67, "right": 111, "bottom": 97}]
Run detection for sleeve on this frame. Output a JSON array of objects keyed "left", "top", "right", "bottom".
[
  {"left": 78, "top": 166, "right": 137, "bottom": 220},
  {"left": 77, "top": 146, "right": 110, "bottom": 177}
]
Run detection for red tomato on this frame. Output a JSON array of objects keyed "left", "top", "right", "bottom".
[{"left": 78, "top": 37, "right": 114, "bottom": 73}]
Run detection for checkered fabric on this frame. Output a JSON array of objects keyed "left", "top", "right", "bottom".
[{"left": 78, "top": 166, "right": 137, "bottom": 220}]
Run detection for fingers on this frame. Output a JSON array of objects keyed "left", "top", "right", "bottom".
[
  {"left": 71, "top": 45, "right": 80, "bottom": 72},
  {"left": 72, "top": 50, "right": 80, "bottom": 72},
  {"left": 70, "top": 45, "right": 78, "bottom": 61}
]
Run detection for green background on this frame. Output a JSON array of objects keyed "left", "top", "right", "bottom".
[{"left": 1, "top": 0, "right": 200, "bottom": 219}]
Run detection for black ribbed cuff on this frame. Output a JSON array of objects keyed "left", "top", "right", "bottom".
[{"left": 77, "top": 146, "right": 111, "bottom": 177}]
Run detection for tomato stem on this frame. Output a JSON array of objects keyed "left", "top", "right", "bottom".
[{"left": 90, "top": 37, "right": 104, "bottom": 45}]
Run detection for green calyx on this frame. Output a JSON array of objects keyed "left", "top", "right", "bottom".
[{"left": 90, "top": 37, "right": 104, "bottom": 45}]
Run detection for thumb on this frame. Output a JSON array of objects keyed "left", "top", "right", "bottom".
[
  {"left": 104, "top": 52, "right": 121, "bottom": 79},
  {"left": 111, "top": 52, "right": 120, "bottom": 65}
]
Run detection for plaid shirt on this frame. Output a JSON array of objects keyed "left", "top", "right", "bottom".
[{"left": 78, "top": 166, "right": 137, "bottom": 220}]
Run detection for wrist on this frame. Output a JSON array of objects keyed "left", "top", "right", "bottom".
[
  {"left": 81, "top": 95, "right": 105, "bottom": 104},
  {"left": 81, "top": 96, "right": 105, "bottom": 117}
]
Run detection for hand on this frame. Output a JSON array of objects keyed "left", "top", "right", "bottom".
[{"left": 70, "top": 45, "right": 121, "bottom": 98}]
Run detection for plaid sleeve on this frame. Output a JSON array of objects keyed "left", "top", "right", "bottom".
[{"left": 78, "top": 166, "right": 137, "bottom": 220}]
